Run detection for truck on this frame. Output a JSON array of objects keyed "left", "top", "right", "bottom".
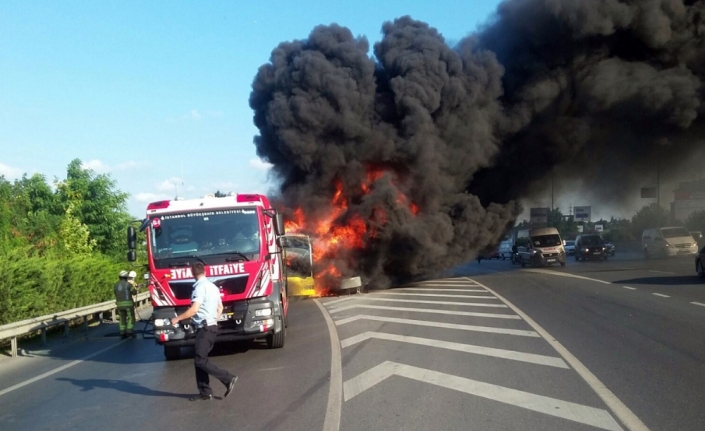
[
  {"left": 515, "top": 227, "right": 566, "bottom": 267},
  {"left": 126, "top": 193, "right": 299, "bottom": 360}
]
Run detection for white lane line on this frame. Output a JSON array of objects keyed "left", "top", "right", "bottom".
[
  {"left": 313, "top": 299, "right": 342, "bottom": 431},
  {"left": 468, "top": 277, "right": 649, "bottom": 431},
  {"left": 327, "top": 304, "right": 521, "bottom": 320},
  {"left": 648, "top": 270, "right": 675, "bottom": 275},
  {"left": 652, "top": 293, "right": 670, "bottom": 298},
  {"left": 522, "top": 268, "right": 611, "bottom": 285},
  {"left": 343, "top": 362, "right": 622, "bottom": 431},
  {"left": 691, "top": 302, "right": 705, "bottom": 308},
  {"left": 341, "top": 332, "right": 568, "bottom": 368},
  {"left": 327, "top": 297, "right": 507, "bottom": 309},
  {"left": 413, "top": 283, "right": 480, "bottom": 287},
  {"left": 372, "top": 292, "right": 498, "bottom": 299},
  {"left": 0, "top": 339, "right": 130, "bottom": 398},
  {"left": 392, "top": 288, "right": 488, "bottom": 293},
  {"left": 322, "top": 297, "right": 356, "bottom": 307},
  {"left": 622, "top": 286, "right": 637, "bottom": 291},
  {"left": 334, "top": 315, "right": 539, "bottom": 337}
]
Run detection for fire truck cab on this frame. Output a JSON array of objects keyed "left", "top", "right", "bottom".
[{"left": 127, "top": 193, "right": 289, "bottom": 360}]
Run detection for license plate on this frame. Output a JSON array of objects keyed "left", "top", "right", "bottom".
[
  {"left": 547, "top": 258, "right": 556, "bottom": 262},
  {"left": 218, "top": 313, "right": 233, "bottom": 322},
  {"left": 594, "top": 252, "right": 601, "bottom": 255}
]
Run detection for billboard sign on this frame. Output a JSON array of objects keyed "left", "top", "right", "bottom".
[
  {"left": 529, "top": 207, "right": 550, "bottom": 225},
  {"left": 574, "top": 206, "right": 591, "bottom": 222},
  {"left": 595, "top": 224, "right": 604, "bottom": 232}
]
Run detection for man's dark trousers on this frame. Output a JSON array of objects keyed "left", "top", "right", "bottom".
[{"left": 194, "top": 325, "right": 234, "bottom": 396}]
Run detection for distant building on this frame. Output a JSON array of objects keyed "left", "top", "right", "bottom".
[{"left": 672, "top": 179, "right": 705, "bottom": 222}]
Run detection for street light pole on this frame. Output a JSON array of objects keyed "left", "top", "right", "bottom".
[{"left": 551, "top": 171, "right": 554, "bottom": 210}]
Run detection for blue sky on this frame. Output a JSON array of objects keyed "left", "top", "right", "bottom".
[{"left": 0, "top": 1, "right": 503, "bottom": 218}]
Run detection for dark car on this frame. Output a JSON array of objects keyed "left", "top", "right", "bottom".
[
  {"left": 697, "top": 246, "right": 705, "bottom": 278},
  {"left": 575, "top": 234, "right": 608, "bottom": 261},
  {"left": 603, "top": 242, "right": 615, "bottom": 256}
]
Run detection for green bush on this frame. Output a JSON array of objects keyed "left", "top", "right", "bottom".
[{"left": 0, "top": 250, "right": 126, "bottom": 325}]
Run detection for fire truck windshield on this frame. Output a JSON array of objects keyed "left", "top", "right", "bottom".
[{"left": 149, "top": 209, "right": 260, "bottom": 265}]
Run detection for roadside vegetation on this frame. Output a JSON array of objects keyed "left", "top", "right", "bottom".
[{"left": 0, "top": 159, "right": 145, "bottom": 326}]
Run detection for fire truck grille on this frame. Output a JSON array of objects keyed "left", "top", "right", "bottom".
[
  {"left": 214, "top": 276, "right": 249, "bottom": 295},
  {"left": 168, "top": 276, "right": 249, "bottom": 300},
  {"left": 168, "top": 281, "right": 195, "bottom": 300}
]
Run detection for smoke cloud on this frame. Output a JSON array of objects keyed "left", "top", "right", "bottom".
[{"left": 250, "top": 0, "right": 705, "bottom": 288}]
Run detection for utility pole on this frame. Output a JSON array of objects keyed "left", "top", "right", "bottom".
[
  {"left": 656, "top": 160, "right": 661, "bottom": 209},
  {"left": 551, "top": 171, "right": 554, "bottom": 210}
]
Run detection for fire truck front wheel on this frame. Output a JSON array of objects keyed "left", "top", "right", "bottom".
[
  {"left": 266, "top": 302, "right": 286, "bottom": 349},
  {"left": 164, "top": 345, "right": 181, "bottom": 360}
]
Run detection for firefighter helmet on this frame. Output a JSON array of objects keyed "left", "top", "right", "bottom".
[
  {"left": 119, "top": 270, "right": 128, "bottom": 278},
  {"left": 128, "top": 270, "right": 137, "bottom": 279}
]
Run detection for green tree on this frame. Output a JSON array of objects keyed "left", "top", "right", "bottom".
[
  {"left": 547, "top": 208, "right": 575, "bottom": 237},
  {"left": 56, "top": 159, "right": 131, "bottom": 255},
  {"left": 631, "top": 204, "right": 669, "bottom": 237},
  {"left": 57, "top": 202, "right": 97, "bottom": 254}
]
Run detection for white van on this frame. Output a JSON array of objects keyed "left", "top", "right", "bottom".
[
  {"left": 642, "top": 227, "right": 698, "bottom": 259},
  {"left": 517, "top": 227, "right": 566, "bottom": 267}
]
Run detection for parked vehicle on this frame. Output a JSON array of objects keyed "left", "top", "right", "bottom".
[
  {"left": 517, "top": 227, "right": 566, "bottom": 267},
  {"left": 691, "top": 231, "right": 703, "bottom": 245},
  {"left": 642, "top": 227, "right": 698, "bottom": 259},
  {"left": 603, "top": 242, "right": 615, "bottom": 256},
  {"left": 696, "top": 246, "right": 705, "bottom": 278},
  {"left": 575, "top": 234, "right": 607, "bottom": 261},
  {"left": 564, "top": 240, "right": 575, "bottom": 256}
]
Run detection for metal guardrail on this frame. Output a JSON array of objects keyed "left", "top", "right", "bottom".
[{"left": 0, "top": 291, "right": 151, "bottom": 358}]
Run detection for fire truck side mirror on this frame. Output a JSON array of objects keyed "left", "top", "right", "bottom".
[
  {"left": 274, "top": 213, "right": 285, "bottom": 236},
  {"left": 127, "top": 226, "right": 137, "bottom": 250},
  {"left": 127, "top": 250, "right": 137, "bottom": 262}
]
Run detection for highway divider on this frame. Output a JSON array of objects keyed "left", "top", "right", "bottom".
[{"left": 0, "top": 291, "right": 151, "bottom": 358}]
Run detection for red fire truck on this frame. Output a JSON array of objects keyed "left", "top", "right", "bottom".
[{"left": 127, "top": 193, "right": 290, "bottom": 360}]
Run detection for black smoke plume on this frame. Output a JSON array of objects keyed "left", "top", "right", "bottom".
[{"left": 250, "top": 0, "right": 705, "bottom": 288}]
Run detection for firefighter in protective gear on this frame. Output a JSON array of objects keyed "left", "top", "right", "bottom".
[{"left": 114, "top": 270, "right": 137, "bottom": 339}]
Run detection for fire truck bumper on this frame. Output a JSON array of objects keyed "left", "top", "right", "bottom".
[{"left": 151, "top": 298, "right": 281, "bottom": 347}]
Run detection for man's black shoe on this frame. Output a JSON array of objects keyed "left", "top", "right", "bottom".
[
  {"left": 224, "top": 376, "right": 238, "bottom": 398},
  {"left": 189, "top": 394, "right": 213, "bottom": 401}
]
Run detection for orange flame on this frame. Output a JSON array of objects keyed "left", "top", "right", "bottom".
[{"left": 284, "top": 167, "right": 419, "bottom": 294}]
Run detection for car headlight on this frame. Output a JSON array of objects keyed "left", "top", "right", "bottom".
[{"left": 255, "top": 308, "right": 272, "bottom": 317}]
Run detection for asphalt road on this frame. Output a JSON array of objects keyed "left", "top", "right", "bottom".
[{"left": 2, "top": 251, "right": 704, "bottom": 431}]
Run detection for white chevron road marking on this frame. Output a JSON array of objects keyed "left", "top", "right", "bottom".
[
  {"left": 333, "top": 315, "right": 538, "bottom": 337},
  {"left": 327, "top": 304, "right": 520, "bottom": 319},
  {"left": 343, "top": 362, "right": 622, "bottom": 431},
  {"left": 340, "top": 332, "right": 568, "bottom": 368}
]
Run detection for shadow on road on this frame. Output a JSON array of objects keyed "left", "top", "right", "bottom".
[
  {"left": 56, "top": 377, "right": 191, "bottom": 399},
  {"left": 614, "top": 276, "right": 704, "bottom": 286}
]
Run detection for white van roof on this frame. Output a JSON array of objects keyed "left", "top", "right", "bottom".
[{"left": 529, "top": 227, "right": 560, "bottom": 236}]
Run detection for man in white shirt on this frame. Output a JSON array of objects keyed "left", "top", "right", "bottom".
[{"left": 171, "top": 262, "right": 238, "bottom": 401}]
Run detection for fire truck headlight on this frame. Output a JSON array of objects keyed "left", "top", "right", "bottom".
[
  {"left": 255, "top": 308, "right": 272, "bottom": 317},
  {"left": 155, "top": 319, "right": 171, "bottom": 327}
]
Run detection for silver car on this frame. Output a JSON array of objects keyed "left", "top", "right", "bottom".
[{"left": 564, "top": 240, "right": 576, "bottom": 256}]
